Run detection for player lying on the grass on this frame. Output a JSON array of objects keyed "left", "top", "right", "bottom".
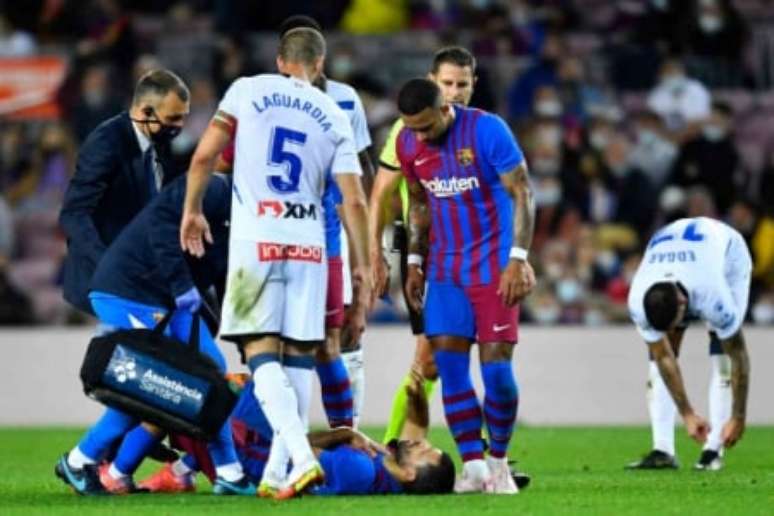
[
  {"left": 55, "top": 173, "right": 255, "bottom": 496},
  {"left": 140, "top": 370, "right": 456, "bottom": 496},
  {"left": 627, "top": 217, "right": 751, "bottom": 468}
]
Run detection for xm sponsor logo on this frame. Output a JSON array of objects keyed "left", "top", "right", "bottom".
[{"left": 258, "top": 200, "right": 317, "bottom": 220}]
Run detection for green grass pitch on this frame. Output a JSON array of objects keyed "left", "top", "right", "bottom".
[{"left": 1, "top": 426, "right": 772, "bottom": 515}]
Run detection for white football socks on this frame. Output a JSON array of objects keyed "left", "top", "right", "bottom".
[
  {"left": 706, "top": 354, "right": 732, "bottom": 452},
  {"left": 107, "top": 462, "right": 127, "bottom": 480},
  {"left": 251, "top": 361, "right": 315, "bottom": 469},
  {"left": 171, "top": 458, "right": 193, "bottom": 477},
  {"left": 283, "top": 361, "right": 314, "bottom": 430},
  {"left": 342, "top": 348, "right": 365, "bottom": 428},
  {"left": 67, "top": 446, "right": 95, "bottom": 469},
  {"left": 648, "top": 361, "right": 677, "bottom": 456},
  {"left": 215, "top": 462, "right": 244, "bottom": 482}
]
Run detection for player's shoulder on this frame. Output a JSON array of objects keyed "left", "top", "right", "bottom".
[
  {"left": 323, "top": 445, "right": 376, "bottom": 494},
  {"left": 325, "top": 78, "right": 360, "bottom": 104},
  {"left": 395, "top": 123, "right": 419, "bottom": 158},
  {"left": 469, "top": 107, "right": 509, "bottom": 131}
]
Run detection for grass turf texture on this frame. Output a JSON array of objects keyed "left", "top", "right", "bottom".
[{"left": 1, "top": 426, "right": 772, "bottom": 515}]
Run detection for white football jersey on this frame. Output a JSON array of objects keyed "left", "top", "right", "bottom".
[
  {"left": 324, "top": 78, "right": 371, "bottom": 153},
  {"left": 628, "top": 217, "right": 751, "bottom": 342},
  {"left": 218, "top": 74, "right": 361, "bottom": 246}
]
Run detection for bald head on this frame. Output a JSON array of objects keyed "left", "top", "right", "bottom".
[{"left": 278, "top": 27, "right": 326, "bottom": 66}]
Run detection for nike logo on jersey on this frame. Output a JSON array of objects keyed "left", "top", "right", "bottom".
[
  {"left": 415, "top": 156, "right": 432, "bottom": 166},
  {"left": 326, "top": 308, "right": 341, "bottom": 316},
  {"left": 492, "top": 323, "right": 511, "bottom": 332}
]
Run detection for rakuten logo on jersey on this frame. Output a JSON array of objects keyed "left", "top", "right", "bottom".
[
  {"left": 420, "top": 176, "right": 480, "bottom": 198},
  {"left": 258, "top": 242, "right": 323, "bottom": 263},
  {"left": 257, "top": 200, "right": 317, "bottom": 220}
]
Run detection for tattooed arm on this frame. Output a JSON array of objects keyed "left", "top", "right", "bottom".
[
  {"left": 498, "top": 162, "right": 536, "bottom": 306},
  {"left": 404, "top": 180, "right": 430, "bottom": 312},
  {"left": 649, "top": 336, "right": 710, "bottom": 443},
  {"left": 719, "top": 330, "right": 750, "bottom": 447}
]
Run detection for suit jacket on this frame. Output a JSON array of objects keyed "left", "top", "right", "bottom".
[
  {"left": 89, "top": 174, "right": 231, "bottom": 310},
  {"left": 59, "top": 111, "right": 182, "bottom": 314}
]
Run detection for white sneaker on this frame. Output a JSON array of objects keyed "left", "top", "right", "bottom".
[
  {"left": 454, "top": 459, "right": 493, "bottom": 493},
  {"left": 275, "top": 460, "right": 324, "bottom": 499},
  {"left": 487, "top": 456, "right": 519, "bottom": 495},
  {"left": 694, "top": 449, "right": 724, "bottom": 471}
]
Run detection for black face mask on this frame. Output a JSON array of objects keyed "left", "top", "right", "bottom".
[{"left": 132, "top": 107, "right": 182, "bottom": 145}]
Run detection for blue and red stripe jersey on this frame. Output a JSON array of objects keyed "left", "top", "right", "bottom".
[{"left": 396, "top": 106, "right": 525, "bottom": 286}]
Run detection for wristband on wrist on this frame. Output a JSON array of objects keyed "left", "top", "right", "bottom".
[
  {"left": 407, "top": 253, "right": 424, "bottom": 267},
  {"left": 509, "top": 246, "right": 529, "bottom": 261}
]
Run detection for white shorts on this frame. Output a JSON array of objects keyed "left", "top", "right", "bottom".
[
  {"left": 340, "top": 225, "right": 353, "bottom": 306},
  {"left": 220, "top": 239, "right": 327, "bottom": 343}
]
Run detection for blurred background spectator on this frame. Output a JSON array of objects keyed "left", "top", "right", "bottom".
[{"left": 2, "top": 0, "right": 774, "bottom": 326}]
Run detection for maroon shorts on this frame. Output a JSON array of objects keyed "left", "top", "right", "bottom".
[{"left": 325, "top": 257, "right": 345, "bottom": 329}]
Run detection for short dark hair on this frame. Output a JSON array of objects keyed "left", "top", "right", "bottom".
[
  {"left": 397, "top": 78, "right": 442, "bottom": 116},
  {"left": 278, "top": 15, "right": 322, "bottom": 38},
  {"left": 431, "top": 46, "right": 476, "bottom": 74},
  {"left": 402, "top": 451, "right": 456, "bottom": 495},
  {"left": 644, "top": 282, "right": 679, "bottom": 331},
  {"left": 133, "top": 69, "right": 189, "bottom": 106},
  {"left": 278, "top": 27, "right": 326, "bottom": 66}
]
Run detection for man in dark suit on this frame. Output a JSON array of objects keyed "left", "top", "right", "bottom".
[{"left": 59, "top": 69, "right": 190, "bottom": 315}]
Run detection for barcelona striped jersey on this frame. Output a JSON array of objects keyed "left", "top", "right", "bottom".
[{"left": 396, "top": 106, "right": 525, "bottom": 286}]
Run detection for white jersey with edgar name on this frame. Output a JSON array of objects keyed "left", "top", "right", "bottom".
[
  {"left": 218, "top": 74, "right": 361, "bottom": 246},
  {"left": 628, "top": 217, "right": 752, "bottom": 342}
]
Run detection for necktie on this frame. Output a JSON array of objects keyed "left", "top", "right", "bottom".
[{"left": 144, "top": 147, "right": 162, "bottom": 195}]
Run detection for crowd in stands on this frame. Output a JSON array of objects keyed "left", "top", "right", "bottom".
[{"left": 2, "top": 0, "right": 774, "bottom": 326}]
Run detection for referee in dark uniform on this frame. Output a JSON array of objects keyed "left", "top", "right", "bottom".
[{"left": 59, "top": 69, "right": 190, "bottom": 316}]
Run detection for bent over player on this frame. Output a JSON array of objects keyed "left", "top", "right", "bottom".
[
  {"left": 180, "top": 28, "right": 371, "bottom": 499},
  {"left": 397, "top": 79, "right": 535, "bottom": 494},
  {"left": 627, "top": 217, "right": 752, "bottom": 466}
]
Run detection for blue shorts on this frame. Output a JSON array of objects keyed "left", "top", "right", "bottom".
[
  {"left": 424, "top": 281, "right": 519, "bottom": 344},
  {"left": 89, "top": 292, "right": 227, "bottom": 372}
]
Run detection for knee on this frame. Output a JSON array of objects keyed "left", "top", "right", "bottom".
[{"left": 480, "top": 342, "right": 514, "bottom": 363}]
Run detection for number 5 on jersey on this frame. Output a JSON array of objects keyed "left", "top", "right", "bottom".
[{"left": 268, "top": 126, "right": 307, "bottom": 193}]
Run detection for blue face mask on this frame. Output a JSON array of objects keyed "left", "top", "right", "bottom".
[
  {"left": 556, "top": 279, "right": 582, "bottom": 304},
  {"left": 702, "top": 125, "right": 726, "bottom": 142}
]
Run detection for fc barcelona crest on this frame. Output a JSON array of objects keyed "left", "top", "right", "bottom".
[{"left": 456, "top": 148, "right": 474, "bottom": 166}]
